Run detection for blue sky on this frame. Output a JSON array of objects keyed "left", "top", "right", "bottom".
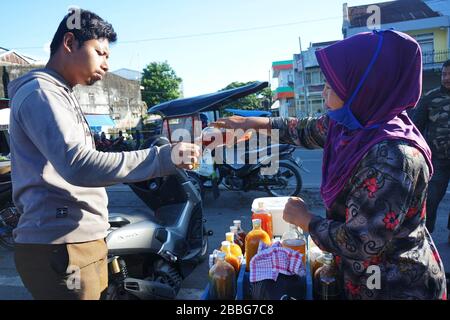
[{"left": 1, "top": 0, "right": 376, "bottom": 96}]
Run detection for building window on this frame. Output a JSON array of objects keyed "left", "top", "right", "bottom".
[
  {"left": 306, "top": 70, "right": 322, "bottom": 85},
  {"left": 413, "top": 33, "right": 434, "bottom": 64},
  {"left": 320, "top": 72, "right": 325, "bottom": 83},
  {"left": 311, "top": 72, "right": 320, "bottom": 85},
  {"left": 287, "top": 74, "right": 294, "bottom": 84},
  {"left": 306, "top": 72, "right": 311, "bottom": 85}
]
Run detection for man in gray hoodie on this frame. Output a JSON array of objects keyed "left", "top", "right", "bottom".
[{"left": 8, "top": 9, "right": 200, "bottom": 300}]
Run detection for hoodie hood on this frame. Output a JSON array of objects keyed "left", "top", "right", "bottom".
[{"left": 8, "top": 68, "right": 72, "bottom": 100}]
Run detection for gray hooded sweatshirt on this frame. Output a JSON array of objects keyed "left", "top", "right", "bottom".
[{"left": 8, "top": 68, "right": 176, "bottom": 244}]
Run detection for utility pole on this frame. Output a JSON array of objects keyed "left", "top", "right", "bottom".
[
  {"left": 268, "top": 69, "right": 271, "bottom": 112},
  {"left": 299, "top": 37, "right": 310, "bottom": 116},
  {"left": 127, "top": 98, "right": 132, "bottom": 133}
]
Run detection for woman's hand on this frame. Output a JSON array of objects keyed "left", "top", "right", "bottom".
[
  {"left": 210, "top": 116, "right": 270, "bottom": 131},
  {"left": 283, "top": 197, "right": 314, "bottom": 232}
]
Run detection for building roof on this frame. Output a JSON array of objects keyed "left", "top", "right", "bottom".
[
  {"left": 85, "top": 114, "right": 116, "bottom": 128},
  {"left": 347, "top": 0, "right": 440, "bottom": 28},
  {"left": 0, "top": 47, "right": 42, "bottom": 65},
  {"left": 112, "top": 68, "right": 142, "bottom": 81},
  {"left": 423, "top": 0, "right": 450, "bottom": 16},
  {"left": 272, "top": 60, "right": 294, "bottom": 66}
]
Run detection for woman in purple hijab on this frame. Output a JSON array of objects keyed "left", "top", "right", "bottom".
[{"left": 213, "top": 30, "right": 447, "bottom": 299}]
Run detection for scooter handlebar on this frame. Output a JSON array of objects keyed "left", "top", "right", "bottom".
[{"left": 174, "top": 167, "right": 189, "bottom": 184}]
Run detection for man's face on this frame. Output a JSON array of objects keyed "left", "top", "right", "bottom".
[
  {"left": 441, "top": 66, "right": 450, "bottom": 90},
  {"left": 69, "top": 37, "right": 110, "bottom": 86}
]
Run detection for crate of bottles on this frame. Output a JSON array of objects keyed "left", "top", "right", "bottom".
[
  {"left": 202, "top": 255, "right": 313, "bottom": 300},
  {"left": 203, "top": 216, "right": 314, "bottom": 300}
]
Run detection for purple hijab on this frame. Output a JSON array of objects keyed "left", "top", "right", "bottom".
[{"left": 315, "top": 30, "right": 433, "bottom": 209}]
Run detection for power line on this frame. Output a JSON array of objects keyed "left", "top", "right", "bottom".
[
  {"left": 120, "top": 15, "right": 342, "bottom": 44},
  {"left": 8, "top": 15, "right": 342, "bottom": 50}
]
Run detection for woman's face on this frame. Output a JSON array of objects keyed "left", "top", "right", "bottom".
[{"left": 322, "top": 82, "right": 344, "bottom": 111}]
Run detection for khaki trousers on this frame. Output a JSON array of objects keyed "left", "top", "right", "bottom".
[{"left": 14, "top": 239, "right": 108, "bottom": 300}]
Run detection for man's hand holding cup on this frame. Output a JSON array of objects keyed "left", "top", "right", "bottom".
[{"left": 172, "top": 142, "right": 201, "bottom": 170}]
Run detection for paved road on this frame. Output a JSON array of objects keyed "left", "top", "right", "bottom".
[
  {"left": 293, "top": 149, "right": 323, "bottom": 188},
  {"left": 0, "top": 149, "right": 448, "bottom": 300}
]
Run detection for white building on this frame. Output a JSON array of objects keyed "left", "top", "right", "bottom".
[{"left": 272, "top": 60, "right": 295, "bottom": 117}]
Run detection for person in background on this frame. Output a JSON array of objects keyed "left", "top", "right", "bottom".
[
  {"left": 134, "top": 129, "right": 143, "bottom": 150},
  {"left": 200, "top": 113, "right": 209, "bottom": 130},
  {"left": 412, "top": 60, "right": 450, "bottom": 242},
  {"left": 114, "top": 130, "right": 124, "bottom": 144}
]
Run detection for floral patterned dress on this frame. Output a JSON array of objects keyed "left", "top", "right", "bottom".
[{"left": 271, "top": 115, "right": 447, "bottom": 300}]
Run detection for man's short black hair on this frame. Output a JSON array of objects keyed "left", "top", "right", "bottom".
[
  {"left": 50, "top": 9, "right": 117, "bottom": 56},
  {"left": 442, "top": 60, "right": 450, "bottom": 69}
]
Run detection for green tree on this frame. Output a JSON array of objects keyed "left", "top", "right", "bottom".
[
  {"left": 141, "top": 62, "right": 183, "bottom": 108},
  {"left": 220, "top": 81, "right": 273, "bottom": 112}
]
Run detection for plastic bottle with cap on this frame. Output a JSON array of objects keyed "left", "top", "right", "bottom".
[
  {"left": 227, "top": 226, "right": 245, "bottom": 255},
  {"left": 208, "top": 251, "right": 236, "bottom": 300},
  {"left": 251, "top": 202, "right": 273, "bottom": 240},
  {"left": 313, "top": 253, "right": 341, "bottom": 300},
  {"left": 244, "top": 218, "right": 271, "bottom": 271},
  {"left": 220, "top": 241, "right": 240, "bottom": 273},
  {"left": 233, "top": 220, "right": 247, "bottom": 245},
  {"left": 208, "top": 249, "right": 222, "bottom": 269}
]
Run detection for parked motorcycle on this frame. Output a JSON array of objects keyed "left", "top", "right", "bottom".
[
  {"left": 0, "top": 173, "right": 19, "bottom": 250},
  {"left": 207, "top": 143, "right": 307, "bottom": 197}
]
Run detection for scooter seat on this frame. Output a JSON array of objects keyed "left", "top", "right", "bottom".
[
  {"left": 109, "top": 216, "right": 131, "bottom": 228},
  {"left": 109, "top": 210, "right": 158, "bottom": 226},
  {"left": 108, "top": 203, "right": 186, "bottom": 228}
]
